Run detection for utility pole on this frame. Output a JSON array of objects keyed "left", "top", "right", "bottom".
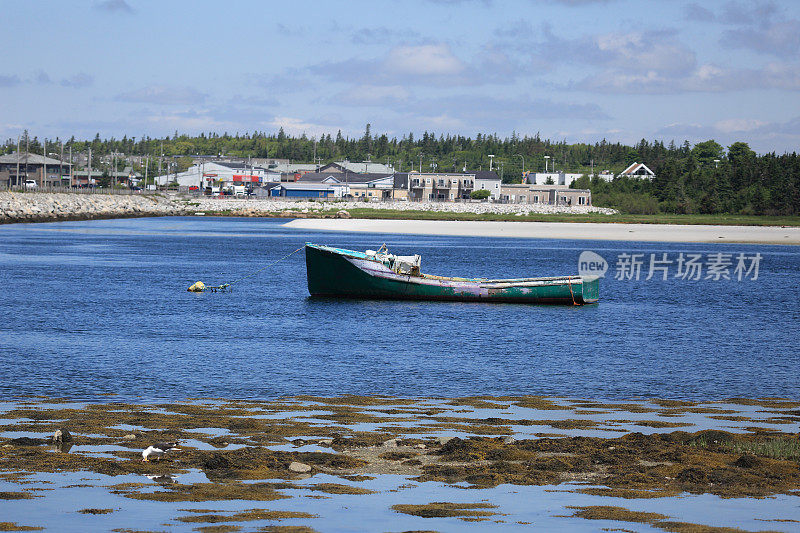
[
  {"left": 60, "top": 141, "right": 64, "bottom": 186},
  {"left": 25, "top": 131, "right": 29, "bottom": 183},
  {"left": 16, "top": 135, "right": 20, "bottom": 187},
  {"left": 158, "top": 141, "right": 164, "bottom": 187},
  {"left": 42, "top": 138, "right": 46, "bottom": 188},
  {"left": 69, "top": 144, "right": 73, "bottom": 186},
  {"left": 88, "top": 147, "right": 92, "bottom": 190}
]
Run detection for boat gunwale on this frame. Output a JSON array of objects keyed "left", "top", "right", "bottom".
[{"left": 305, "top": 243, "right": 594, "bottom": 286}]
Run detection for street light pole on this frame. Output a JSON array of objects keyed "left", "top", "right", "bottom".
[{"left": 544, "top": 155, "right": 551, "bottom": 173}]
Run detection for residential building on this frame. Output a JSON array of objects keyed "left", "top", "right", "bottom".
[
  {"left": 404, "top": 171, "right": 501, "bottom": 201},
  {"left": 499, "top": 183, "right": 592, "bottom": 206},
  {"left": 72, "top": 167, "right": 141, "bottom": 186},
  {"left": 528, "top": 171, "right": 585, "bottom": 186},
  {"left": 408, "top": 172, "right": 477, "bottom": 201},
  {"left": 473, "top": 171, "right": 502, "bottom": 200},
  {"left": 617, "top": 162, "right": 655, "bottom": 180},
  {"left": 595, "top": 171, "right": 615, "bottom": 182},
  {"left": 0, "top": 152, "right": 71, "bottom": 187}
]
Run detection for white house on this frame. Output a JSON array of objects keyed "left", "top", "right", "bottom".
[
  {"left": 617, "top": 162, "right": 655, "bottom": 180},
  {"left": 529, "top": 172, "right": 585, "bottom": 186}
]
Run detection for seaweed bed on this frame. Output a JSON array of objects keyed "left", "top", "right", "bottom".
[{"left": 0, "top": 396, "right": 799, "bottom": 531}]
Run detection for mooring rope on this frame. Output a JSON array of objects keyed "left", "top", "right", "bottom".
[
  {"left": 188, "top": 246, "right": 305, "bottom": 293},
  {"left": 567, "top": 276, "right": 579, "bottom": 306}
]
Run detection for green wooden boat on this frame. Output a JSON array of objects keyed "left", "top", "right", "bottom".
[{"left": 305, "top": 243, "right": 599, "bottom": 305}]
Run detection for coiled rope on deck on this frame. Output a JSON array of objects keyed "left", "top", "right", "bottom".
[{"left": 187, "top": 246, "right": 305, "bottom": 293}]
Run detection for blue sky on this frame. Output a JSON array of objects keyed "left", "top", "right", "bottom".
[{"left": 2, "top": 0, "right": 799, "bottom": 153}]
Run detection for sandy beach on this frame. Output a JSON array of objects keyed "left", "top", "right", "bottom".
[{"left": 284, "top": 218, "right": 800, "bottom": 244}]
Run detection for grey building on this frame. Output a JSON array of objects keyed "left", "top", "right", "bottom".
[{"left": 0, "top": 152, "right": 71, "bottom": 187}]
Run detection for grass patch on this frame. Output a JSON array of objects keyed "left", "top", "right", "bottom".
[
  {"left": 727, "top": 438, "right": 800, "bottom": 461},
  {"left": 337, "top": 209, "right": 800, "bottom": 227},
  {"left": 689, "top": 434, "right": 800, "bottom": 461}
]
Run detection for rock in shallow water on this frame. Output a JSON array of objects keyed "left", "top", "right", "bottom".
[
  {"left": 289, "top": 461, "right": 312, "bottom": 473},
  {"left": 52, "top": 429, "right": 72, "bottom": 444}
]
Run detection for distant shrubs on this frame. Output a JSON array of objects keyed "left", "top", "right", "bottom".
[{"left": 594, "top": 192, "right": 659, "bottom": 214}]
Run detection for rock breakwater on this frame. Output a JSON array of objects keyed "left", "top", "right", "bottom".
[
  {"left": 0, "top": 191, "right": 187, "bottom": 223},
  {"left": 190, "top": 197, "right": 618, "bottom": 216},
  {"left": 1, "top": 192, "right": 617, "bottom": 224}
]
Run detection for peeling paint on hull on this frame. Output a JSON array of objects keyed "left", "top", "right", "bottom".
[{"left": 305, "top": 244, "right": 599, "bottom": 305}]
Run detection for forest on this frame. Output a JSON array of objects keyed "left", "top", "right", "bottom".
[{"left": 4, "top": 126, "right": 799, "bottom": 216}]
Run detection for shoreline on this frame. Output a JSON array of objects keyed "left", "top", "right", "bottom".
[
  {"left": 4, "top": 192, "right": 800, "bottom": 232},
  {"left": 284, "top": 218, "right": 800, "bottom": 245}
]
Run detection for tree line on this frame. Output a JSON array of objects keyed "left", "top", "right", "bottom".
[{"left": 3, "top": 128, "right": 798, "bottom": 216}]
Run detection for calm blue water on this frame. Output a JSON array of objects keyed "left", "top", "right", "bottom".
[{"left": 1, "top": 216, "right": 798, "bottom": 401}]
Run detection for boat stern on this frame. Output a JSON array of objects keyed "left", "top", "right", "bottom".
[{"left": 579, "top": 275, "right": 600, "bottom": 304}]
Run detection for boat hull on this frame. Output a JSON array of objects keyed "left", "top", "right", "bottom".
[{"left": 305, "top": 244, "right": 598, "bottom": 305}]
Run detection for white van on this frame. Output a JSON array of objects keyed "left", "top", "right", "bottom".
[{"left": 24, "top": 180, "right": 37, "bottom": 189}]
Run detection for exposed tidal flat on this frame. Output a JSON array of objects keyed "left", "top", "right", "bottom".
[
  {"left": 1, "top": 396, "right": 799, "bottom": 532},
  {"left": 2, "top": 217, "right": 799, "bottom": 531}
]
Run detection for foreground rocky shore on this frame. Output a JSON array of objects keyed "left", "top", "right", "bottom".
[
  {"left": 1, "top": 396, "right": 798, "bottom": 532},
  {"left": 0, "top": 191, "right": 617, "bottom": 224},
  {"left": 0, "top": 191, "right": 187, "bottom": 223}
]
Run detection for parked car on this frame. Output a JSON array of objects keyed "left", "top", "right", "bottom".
[
  {"left": 24, "top": 180, "right": 37, "bottom": 189},
  {"left": 188, "top": 185, "right": 199, "bottom": 191}
]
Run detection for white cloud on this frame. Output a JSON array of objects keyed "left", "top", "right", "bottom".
[
  {"left": 594, "top": 33, "right": 696, "bottom": 73},
  {"left": 94, "top": 0, "right": 133, "bottom": 13},
  {"left": 384, "top": 44, "right": 465, "bottom": 77},
  {"left": 60, "top": 73, "right": 93, "bottom": 88},
  {"left": 714, "top": 118, "right": 768, "bottom": 133},
  {"left": 116, "top": 85, "right": 207, "bottom": 105},
  {"left": 267, "top": 117, "right": 340, "bottom": 138},
  {"left": 334, "top": 85, "right": 411, "bottom": 107},
  {"left": 572, "top": 61, "right": 800, "bottom": 94},
  {"left": 656, "top": 115, "right": 800, "bottom": 154},
  {"left": 310, "top": 42, "right": 498, "bottom": 87}
]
